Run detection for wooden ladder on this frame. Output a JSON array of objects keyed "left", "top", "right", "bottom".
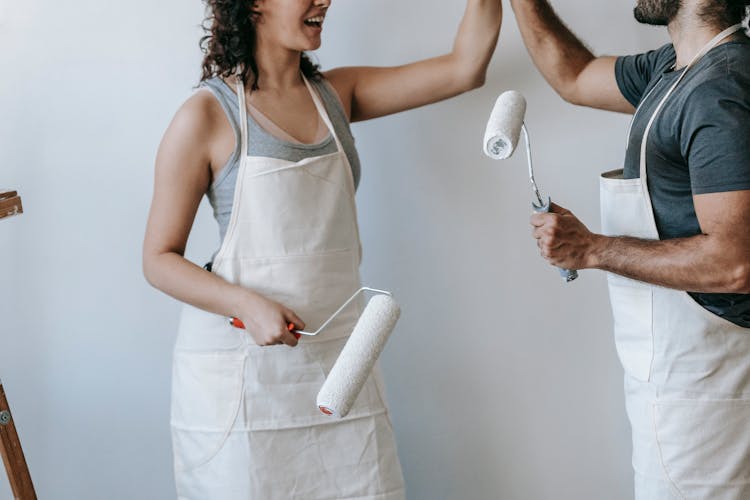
[{"left": 0, "top": 190, "right": 37, "bottom": 500}]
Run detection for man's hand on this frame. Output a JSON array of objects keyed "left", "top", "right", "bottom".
[
  {"left": 529, "top": 192, "right": 750, "bottom": 294},
  {"left": 530, "top": 203, "right": 602, "bottom": 270}
]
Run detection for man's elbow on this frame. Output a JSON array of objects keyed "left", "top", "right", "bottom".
[
  {"left": 728, "top": 262, "right": 750, "bottom": 294},
  {"left": 557, "top": 84, "right": 584, "bottom": 106}
]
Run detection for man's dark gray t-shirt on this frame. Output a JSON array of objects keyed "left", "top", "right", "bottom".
[{"left": 614, "top": 35, "right": 750, "bottom": 327}]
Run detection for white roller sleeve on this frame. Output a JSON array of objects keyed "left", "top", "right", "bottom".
[
  {"left": 483, "top": 90, "right": 527, "bottom": 160},
  {"left": 317, "top": 294, "right": 401, "bottom": 418}
]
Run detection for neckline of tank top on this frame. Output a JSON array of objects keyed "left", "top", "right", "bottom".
[
  {"left": 216, "top": 78, "right": 334, "bottom": 150},
  {"left": 248, "top": 100, "right": 330, "bottom": 146}
]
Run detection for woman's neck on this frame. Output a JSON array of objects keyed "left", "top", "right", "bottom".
[{"left": 253, "top": 37, "right": 303, "bottom": 90}]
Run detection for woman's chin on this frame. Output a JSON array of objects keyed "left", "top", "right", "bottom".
[{"left": 302, "top": 36, "right": 322, "bottom": 51}]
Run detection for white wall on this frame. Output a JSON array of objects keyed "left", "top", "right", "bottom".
[{"left": 0, "top": 1, "right": 668, "bottom": 498}]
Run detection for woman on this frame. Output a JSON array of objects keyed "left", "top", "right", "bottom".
[{"left": 143, "top": 0, "right": 502, "bottom": 498}]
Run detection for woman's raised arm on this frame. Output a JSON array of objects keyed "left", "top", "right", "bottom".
[{"left": 325, "top": 0, "right": 503, "bottom": 122}]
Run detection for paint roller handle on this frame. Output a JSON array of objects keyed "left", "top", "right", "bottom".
[
  {"left": 229, "top": 318, "right": 302, "bottom": 339},
  {"left": 532, "top": 197, "right": 579, "bottom": 283}
]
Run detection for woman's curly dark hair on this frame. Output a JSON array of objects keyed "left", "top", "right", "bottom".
[{"left": 200, "top": 0, "right": 321, "bottom": 90}]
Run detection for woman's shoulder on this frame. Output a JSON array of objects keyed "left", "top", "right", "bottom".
[
  {"left": 317, "top": 71, "right": 352, "bottom": 121},
  {"left": 163, "top": 85, "right": 230, "bottom": 151}
]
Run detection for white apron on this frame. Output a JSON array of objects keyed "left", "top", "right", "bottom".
[
  {"left": 170, "top": 75, "right": 406, "bottom": 500},
  {"left": 600, "top": 25, "right": 750, "bottom": 500}
]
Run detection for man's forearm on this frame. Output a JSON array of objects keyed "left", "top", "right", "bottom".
[
  {"left": 590, "top": 234, "right": 750, "bottom": 293},
  {"left": 510, "top": 0, "right": 594, "bottom": 98}
]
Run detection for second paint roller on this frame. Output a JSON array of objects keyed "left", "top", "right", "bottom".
[{"left": 483, "top": 91, "right": 579, "bottom": 282}]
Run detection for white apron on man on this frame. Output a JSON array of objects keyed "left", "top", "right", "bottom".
[
  {"left": 600, "top": 24, "right": 750, "bottom": 500},
  {"left": 170, "top": 75, "right": 406, "bottom": 499}
]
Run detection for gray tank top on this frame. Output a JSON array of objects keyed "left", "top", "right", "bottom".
[{"left": 201, "top": 76, "right": 361, "bottom": 247}]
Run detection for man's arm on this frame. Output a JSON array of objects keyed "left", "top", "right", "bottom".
[
  {"left": 510, "top": 0, "right": 634, "bottom": 113},
  {"left": 531, "top": 191, "right": 750, "bottom": 293}
]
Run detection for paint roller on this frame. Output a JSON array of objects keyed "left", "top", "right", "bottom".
[
  {"left": 231, "top": 287, "right": 401, "bottom": 418},
  {"left": 483, "top": 91, "right": 579, "bottom": 282},
  {"left": 316, "top": 293, "right": 400, "bottom": 418}
]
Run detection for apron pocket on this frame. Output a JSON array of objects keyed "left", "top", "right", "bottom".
[
  {"left": 243, "top": 339, "right": 387, "bottom": 430},
  {"left": 608, "top": 274, "right": 654, "bottom": 382},
  {"left": 654, "top": 399, "right": 750, "bottom": 499},
  {"left": 237, "top": 251, "right": 361, "bottom": 342},
  {"left": 171, "top": 351, "right": 246, "bottom": 471},
  {"left": 238, "top": 164, "right": 358, "bottom": 256},
  {"left": 243, "top": 344, "right": 329, "bottom": 430},
  {"left": 175, "top": 304, "right": 245, "bottom": 352}
]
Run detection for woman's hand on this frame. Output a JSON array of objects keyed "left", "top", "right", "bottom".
[{"left": 235, "top": 291, "right": 306, "bottom": 347}]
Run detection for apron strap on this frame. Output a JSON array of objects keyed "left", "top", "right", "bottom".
[
  {"left": 302, "top": 75, "right": 346, "bottom": 154},
  {"left": 235, "top": 76, "right": 250, "bottom": 159}
]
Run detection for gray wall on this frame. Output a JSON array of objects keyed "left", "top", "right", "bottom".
[{"left": 0, "top": 1, "right": 668, "bottom": 498}]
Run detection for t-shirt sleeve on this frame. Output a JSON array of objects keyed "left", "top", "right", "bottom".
[
  {"left": 682, "top": 74, "right": 750, "bottom": 195},
  {"left": 615, "top": 44, "right": 675, "bottom": 107}
]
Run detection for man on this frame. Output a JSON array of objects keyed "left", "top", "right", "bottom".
[{"left": 511, "top": 0, "right": 750, "bottom": 497}]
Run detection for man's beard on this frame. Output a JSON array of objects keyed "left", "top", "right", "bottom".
[{"left": 633, "top": 0, "right": 682, "bottom": 25}]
